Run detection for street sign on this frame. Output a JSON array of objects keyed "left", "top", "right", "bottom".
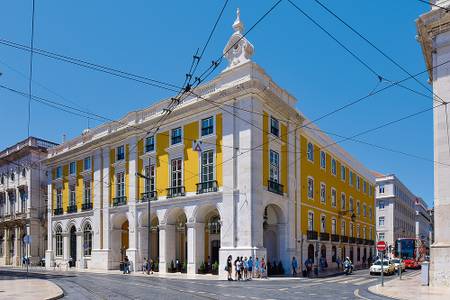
[
  {"left": 23, "top": 235, "right": 32, "bottom": 245},
  {"left": 377, "top": 241, "right": 387, "bottom": 252},
  {"left": 192, "top": 140, "right": 203, "bottom": 152}
]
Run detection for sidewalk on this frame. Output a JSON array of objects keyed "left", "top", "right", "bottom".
[
  {"left": 0, "top": 278, "right": 63, "bottom": 300},
  {"left": 368, "top": 272, "right": 450, "bottom": 300}
]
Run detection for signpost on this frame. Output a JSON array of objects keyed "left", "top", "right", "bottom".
[
  {"left": 23, "top": 235, "right": 32, "bottom": 278},
  {"left": 377, "top": 241, "right": 387, "bottom": 287}
]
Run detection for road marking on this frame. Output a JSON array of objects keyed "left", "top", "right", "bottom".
[
  {"left": 353, "top": 279, "right": 377, "bottom": 286},
  {"left": 278, "top": 288, "right": 288, "bottom": 291},
  {"left": 354, "top": 288, "right": 371, "bottom": 300}
]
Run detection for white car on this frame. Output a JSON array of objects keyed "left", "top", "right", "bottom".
[
  {"left": 390, "top": 258, "right": 405, "bottom": 272},
  {"left": 370, "top": 260, "right": 395, "bottom": 276}
]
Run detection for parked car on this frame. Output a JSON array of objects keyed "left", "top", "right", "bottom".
[
  {"left": 403, "top": 259, "right": 420, "bottom": 269},
  {"left": 390, "top": 258, "right": 405, "bottom": 272},
  {"left": 369, "top": 260, "right": 395, "bottom": 276}
]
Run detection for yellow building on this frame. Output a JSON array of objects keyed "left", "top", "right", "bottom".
[{"left": 44, "top": 10, "right": 375, "bottom": 276}]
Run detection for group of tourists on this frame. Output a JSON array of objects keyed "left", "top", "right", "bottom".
[
  {"left": 225, "top": 255, "right": 268, "bottom": 281},
  {"left": 142, "top": 257, "right": 155, "bottom": 274}
]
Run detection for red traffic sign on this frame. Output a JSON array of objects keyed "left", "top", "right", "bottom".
[{"left": 377, "top": 241, "right": 387, "bottom": 251}]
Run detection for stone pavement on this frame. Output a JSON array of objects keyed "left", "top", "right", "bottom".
[
  {"left": 0, "top": 278, "right": 63, "bottom": 300},
  {"left": 369, "top": 271, "right": 450, "bottom": 300}
]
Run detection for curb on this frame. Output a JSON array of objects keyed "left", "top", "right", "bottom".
[{"left": 367, "top": 283, "right": 403, "bottom": 300}]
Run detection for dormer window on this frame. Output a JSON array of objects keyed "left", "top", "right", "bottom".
[
  {"left": 69, "top": 162, "right": 76, "bottom": 175},
  {"left": 84, "top": 157, "right": 91, "bottom": 171},
  {"left": 145, "top": 136, "right": 155, "bottom": 152},
  {"left": 55, "top": 166, "right": 62, "bottom": 179},
  {"left": 21, "top": 168, "right": 26, "bottom": 178},
  {"left": 201, "top": 117, "right": 214, "bottom": 136},
  {"left": 171, "top": 127, "right": 182, "bottom": 145},
  {"left": 10, "top": 172, "right": 14, "bottom": 181},
  {"left": 117, "top": 145, "right": 125, "bottom": 161},
  {"left": 270, "top": 117, "right": 279, "bottom": 137}
]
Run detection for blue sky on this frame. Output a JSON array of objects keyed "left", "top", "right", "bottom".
[{"left": 0, "top": 1, "right": 436, "bottom": 206}]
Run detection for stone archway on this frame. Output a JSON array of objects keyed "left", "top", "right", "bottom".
[
  {"left": 164, "top": 208, "right": 188, "bottom": 273},
  {"left": 262, "top": 204, "right": 286, "bottom": 275},
  {"left": 69, "top": 225, "right": 77, "bottom": 267},
  {"left": 110, "top": 213, "right": 129, "bottom": 269},
  {"left": 138, "top": 212, "right": 159, "bottom": 265}
]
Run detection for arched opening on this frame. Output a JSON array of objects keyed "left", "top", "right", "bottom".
[
  {"left": 332, "top": 246, "right": 337, "bottom": 263},
  {"left": 83, "top": 223, "right": 92, "bottom": 257},
  {"left": 150, "top": 216, "right": 159, "bottom": 262},
  {"left": 320, "top": 245, "right": 326, "bottom": 258},
  {"left": 308, "top": 244, "right": 314, "bottom": 263},
  {"left": 121, "top": 220, "right": 129, "bottom": 262},
  {"left": 262, "top": 204, "right": 285, "bottom": 275},
  {"left": 357, "top": 247, "right": 361, "bottom": 262},
  {"left": 174, "top": 214, "right": 187, "bottom": 272},
  {"left": 350, "top": 247, "right": 354, "bottom": 263},
  {"left": 69, "top": 225, "right": 77, "bottom": 267},
  {"left": 55, "top": 225, "right": 63, "bottom": 257},
  {"left": 205, "top": 212, "right": 221, "bottom": 274},
  {"left": 341, "top": 246, "right": 346, "bottom": 261}
]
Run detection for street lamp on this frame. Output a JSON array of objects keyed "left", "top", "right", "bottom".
[{"left": 136, "top": 156, "right": 152, "bottom": 271}]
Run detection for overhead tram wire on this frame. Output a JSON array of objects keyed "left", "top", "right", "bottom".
[
  {"left": 27, "top": 0, "right": 36, "bottom": 137},
  {"left": 312, "top": 0, "right": 446, "bottom": 105}
]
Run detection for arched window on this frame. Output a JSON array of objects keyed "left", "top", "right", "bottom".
[
  {"left": 83, "top": 223, "right": 92, "bottom": 256},
  {"left": 55, "top": 226, "right": 63, "bottom": 257},
  {"left": 208, "top": 216, "right": 221, "bottom": 234},
  {"left": 320, "top": 215, "right": 326, "bottom": 233},
  {"left": 331, "top": 218, "right": 337, "bottom": 235},
  {"left": 307, "top": 143, "right": 314, "bottom": 161},
  {"left": 0, "top": 234, "right": 4, "bottom": 257}
]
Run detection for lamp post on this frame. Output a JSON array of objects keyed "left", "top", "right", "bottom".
[{"left": 136, "top": 156, "right": 151, "bottom": 272}]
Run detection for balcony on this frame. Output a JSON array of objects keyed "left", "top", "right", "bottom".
[
  {"left": 196, "top": 180, "right": 218, "bottom": 194},
  {"left": 113, "top": 196, "right": 127, "bottom": 207},
  {"left": 307, "top": 230, "right": 318, "bottom": 240},
  {"left": 349, "top": 237, "right": 356, "bottom": 244},
  {"left": 331, "top": 234, "right": 340, "bottom": 242},
  {"left": 141, "top": 191, "right": 157, "bottom": 202},
  {"left": 81, "top": 202, "right": 93, "bottom": 211},
  {"left": 367, "top": 239, "right": 375, "bottom": 246},
  {"left": 268, "top": 180, "right": 284, "bottom": 195},
  {"left": 54, "top": 207, "right": 63, "bottom": 215},
  {"left": 67, "top": 205, "right": 78, "bottom": 214},
  {"left": 319, "top": 232, "right": 330, "bottom": 241},
  {"left": 356, "top": 238, "right": 364, "bottom": 244},
  {"left": 341, "top": 235, "right": 349, "bottom": 243},
  {"left": 166, "top": 186, "right": 185, "bottom": 198}
]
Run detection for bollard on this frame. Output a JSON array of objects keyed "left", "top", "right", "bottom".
[{"left": 421, "top": 262, "right": 429, "bottom": 286}]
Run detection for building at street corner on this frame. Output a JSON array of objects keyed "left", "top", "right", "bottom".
[
  {"left": 44, "top": 10, "right": 376, "bottom": 277},
  {"left": 416, "top": 0, "right": 450, "bottom": 286},
  {"left": 415, "top": 197, "right": 432, "bottom": 248},
  {"left": 0, "top": 137, "right": 57, "bottom": 266}
]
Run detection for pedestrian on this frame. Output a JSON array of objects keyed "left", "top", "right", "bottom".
[
  {"left": 226, "top": 255, "right": 233, "bottom": 281},
  {"left": 240, "top": 257, "right": 245, "bottom": 280},
  {"left": 255, "top": 257, "right": 260, "bottom": 278},
  {"left": 292, "top": 256, "right": 298, "bottom": 277},
  {"left": 336, "top": 256, "right": 341, "bottom": 271},
  {"left": 123, "top": 256, "right": 130, "bottom": 274},
  {"left": 207, "top": 256, "right": 212, "bottom": 273},
  {"left": 149, "top": 258, "right": 154, "bottom": 274},
  {"left": 234, "top": 256, "right": 239, "bottom": 280},
  {"left": 260, "top": 258, "right": 267, "bottom": 279},
  {"left": 236, "top": 258, "right": 242, "bottom": 281},
  {"left": 176, "top": 259, "right": 180, "bottom": 272},
  {"left": 243, "top": 257, "right": 249, "bottom": 280},
  {"left": 305, "top": 258, "right": 313, "bottom": 277},
  {"left": 142, "top": 257, "right": 149, "bottom": 274},
  {"left": 247, "top": 256, "right": 253, "bottom": 280}
]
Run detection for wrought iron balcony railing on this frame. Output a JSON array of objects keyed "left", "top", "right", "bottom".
[
  {"left": 67, "top": 205, "right": 78, "bottom": 214},
  {"left": 196, "top": 180, "right": 218, "bottom": 194},
  {"left": 349, "top": 237, "right": 356, "bottom": 244},
  {"left": 331, "top": 234, "right": 340, "bottom": 242},
  {"left": 81, "top": 202, "right": 93, "bottom": 211},
  {"left": 166, "top": 186, "right": 185, "bottom": 198},
  {"left": 341, "top": 235, "right": 349, "bottom": 243},
  {"left": 307, "top": 230, "right": 318, "bottom": 240},
  {"left": 141, "top": 191, "right": 157, "bottom": 202},
  {"left": 268, "top": 180, "right": 284, "bottom": 195},
  {"left": 319, "top": 232, "right": 330, "bottom": 241},
  {"left": 113, "top": 196, "right": 127, "bottom": 207},
  {"left": 54, "top": 207, "right": 63, "bottom": 215}
]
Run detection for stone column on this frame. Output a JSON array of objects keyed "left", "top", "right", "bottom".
[
  {"left": 126, "top": 137, "right": 138, "bottom": 272},
  {"left": 159, "top": 224, "right": 175, "bottom": 273},
  {"left": 187, "top": 222, "right": 205, "bottom": 275},
  {"left": 62, "top": 233, "right": 69, "bottom": 262},
  {"left": 45, "top": 175, "right": 54, "bottom": 269},
  {"left": 76, "top": 231, "right": 83, "bottom": 268},
  {"left": 14, "top": 227, "right": 20, "bottom": 266}
]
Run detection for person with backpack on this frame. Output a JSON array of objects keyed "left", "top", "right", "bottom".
[
  {"left": 226, "top": 255, "right": 233, "bottom": 281},
  {"left": 292, "top": 256, "right": 298, "bottom": 276},
  {"left": 260, "top": 258, "right": 267, "bottom": 279},
  {"left": 247, "top": 256, "right": 253, "bottom": 279}
]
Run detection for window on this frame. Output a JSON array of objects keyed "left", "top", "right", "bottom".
[
  {"left": 379, "top": 216, "right": 385, "bottom": 226},
  {"left": 341, "top": 193, "right": 346, "bottom": 210},
  {"left": 356, "top": 201, "right": 360, "bottom": 215},
  {"left": 349, "top": 171, "right": 354, "bottom": 186},
  {"left": 369, "top": 185, "right": 373, "bottom": 196},
  {"left": 331, "top": 188, "right": 337, "bottom": 207},
  {"left": 116, "top": 172, "right": 125, "bottom": 198},
  {"left": 201, "top": 150, "right": 214, "bottom": 183},
  {"left": 269, "top": 150, "right": 279, "bottom": 182},
  {"left": 201, "top": 117, "right": 214, "bottom": 136},
  {"left": 341, "top": 165, "right": 346, "bottom": 181},
  {"left": 363, "top": 204, "right": 367, "bottom": 217},
  {"left": 307, "top": 177, "right": 314, "bottom": 199},
  {"left": 84, "top": 157, "right": 91, "bottom": 171},
  {"left": 69, "top": 162, "right": 76, "bottom": 175},
  {"left": 331, "top": 159, "right": 337, "bottom": 175},
  {"left": 379, "top": 185, "right": 385, "bottom": 194},
  {"left": 10, "top": 172, "right": 14, "bottom": 181},
  {"left": 83, "top": 223, "right": 92, "bottom": 256},
  {"left": 379, "top": 200, "right": 385, "bottom": 209},
  {"left": 363, "top": 181, "right": 367, "bottom": 193},
  {"left": 117, "top": 145, "right": 125, "bottom": 161},
  {"left": 307, "top": 142, "right": 314, "bottom": 161},
  {"left": 145, "top": 165, "right": 156, "bottom": 193},
  {"left": 171, "top": 127, "right": 182, "bottom": 145},
  {"left": 0, "top": 235, "right": 3, "bottom": 257},
  {"left": 308, "top": 212, "right": 314, "bottom": 231},
  {"left": 320, "top": 215, "right": 326, "bottom": 233},
  {"left": 56, "top": 188, "right": 62, "bottom": 209},
  {"left": 331, "top": 219, "right": 337, "bottom": 234},
  {"left": 69, "top": 185, "right": 76, "bottom": 206},
  {"left": 56, "top": 166, "right": 62, "bottom": 179},
  {"left": 22, "top": 168, "right": 26, "bottom": 177},
  {"left": 171, "top": 158, "right": 183, "bottom": 187},
  {"left": 20, "top": 189, "right": 27, "bottom": 213},
  {"left": 369, "top": 207, "right": 372, "bottom": 219},
  {"left": 320, "top": 151, "right": 326, "bottom": 169},
  {"left": 350, "top": 224, "right": 354, "bottom": 237},
  {"left": 145, "top": 136, "right": 155, "bottom": 152},
  {"left": 363, "top": 227, "right": 366, "bottom": 239},
  {"left": 341, "top": 221, "right": 346, "bottom": 235},
  {"left": 55, "top": 226, "right": 63, "bottom": 257},
  {"left": 270, "top": 116, "right": 279, "bottom": 137},
  {"left": 378, "top": 232, "right": 385, "bottom": 241},
  {"left": 356, "top": 176, "right": 360, "bottom": 190},
  {"left": 320, "top": 183, "right": 326, "bottom": 204},
  {"left": 356, "top": 225, "right": 360, "bottom": 238},
  {"left": 349, "top": 197, "right": 354, "bottom": 212},
  {"left": 84, "top": 181, "right": 91, "bottom": 204},
  {"left": 370, "top": 227, "right": 373, "bottom": 240}
]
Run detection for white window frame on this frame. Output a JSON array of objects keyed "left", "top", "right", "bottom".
[
  {"left": 69, "top": 161, "right": 76, "bottom": 175},
  {"left": 308, "top": 211, "right": 314, "bottom": 231},
  {"left": 307, "top": 142, "right": 314, "bottom": 162},
  {"left": 341, "top": 165, "right": 346, "bottom": 182},
  {"left": 320, "top": 182, "right": 326, "bottom": 204},
  {"left": 170, "top": 158, "right": 183, "bottom": 188},
  {"left": 331, "top": 218, "right": 337, "bottom": 234},
  {"left": 341, "top": 192, "right": 346, "bottom": 210},
  {"left": 171, "top": 127, "right": 183, "bottom": 145},
  {"left": 83, "top": 180, "right": 91, "bottom": 204},
  {"left": 331, "top": 187, "right": 337, "bottom": 208},
  {"left": 307, "top": 176, "right": 314, "bottom": 200},
  {"left": 379, "top": 216, "right": 385, "bottom": 227},
  {"left": 320, "top": 151, "right": 326, "bottom": 169},
  {"left": 201, "top": 150, "right": 215, "bottom": 183},
  {"left": 116, "top": 172, "right": 125, "bottom": 198},
  {"left": 269, "top": 150, "right": 280, "bottom": 183},
  {"left": 331, "top": 158, "right": 337, "bottom": 176},
  {"left": 320, "top": 215, "right": 326, "bottom": 233}
]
